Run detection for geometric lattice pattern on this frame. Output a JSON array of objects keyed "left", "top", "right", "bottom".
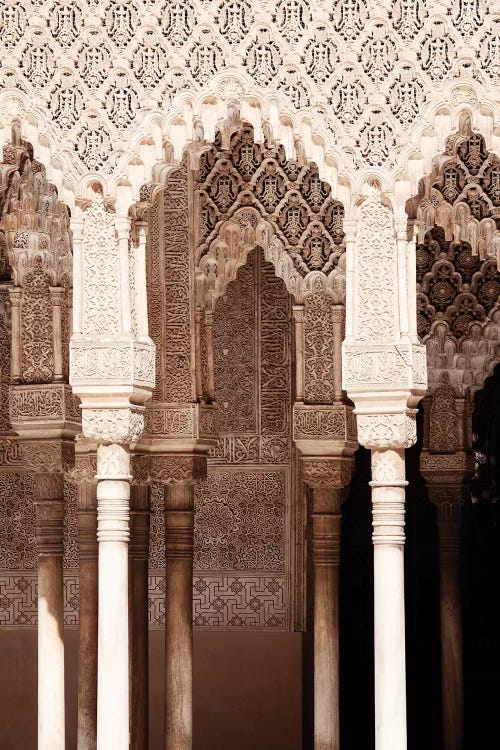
[
  {"left": 1, "top": 1, "right": 497, "bottom": 175},
  {"left": 0, "top": 573, "right": 288, "bottom": 630},
  {"left": 0, "top": 572, "right": 79, "bottom": 627}
]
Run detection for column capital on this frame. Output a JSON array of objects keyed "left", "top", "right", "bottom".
[
  {"left": 356, "top": 408, "right": 418, "bottom": 450},
  {"left": 302, "top": 456, "right": 354, "bottom": 490},
  {"left": 293, "top": 403, "right": 357, "bottom": 450},
  {"left": 136, "top": 451, "right": 207, "bottom": 485},
  {"left": 35, "top": 496, "right": 65, "bottom": 555},
  {"left": 370, "top": 448, "right": 406, "bottom": 546},
  {"left": 96, "top": 443, "right": 131, "bottom": 481}
]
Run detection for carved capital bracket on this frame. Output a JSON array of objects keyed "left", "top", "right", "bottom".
[
  {"left": 302, "top": 456, "right": 354, "bottom": 490},
  {"left": 70, "top": 190, "right": 156, "bottom": 447},
  {"left": 293, "top": 403, "right": 357, "bottom": 454},
  {"left": 142, "top": 402, "right": 218, "bottom": 448},
  {"left": 70, "top": 336, "right": 155, "bottom": 443},
  {"left": 81, "top": 406, "right": 146, "bottom": 445},
  {"left": 35, "top": 497, "right": 65, "bottom": 556},
  {"left": 137, "top": 452, "right": 207, "bottom": 486},
  {"left": 356, "top": 409, "right": 418, "bottom": 450},
  {"left": 9, "top": 383, "right": 81, "bottom": 438},
  {"left": 342, "top": 185, "right": 427, "bottom": 450},
  {"left": 70, "top": 338, "right": 155, "bottom": 392},
  {"left": 343, "top": 342, "right": 427, "bottom": 393}
]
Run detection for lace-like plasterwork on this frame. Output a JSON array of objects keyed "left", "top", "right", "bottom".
[
  {"left": 1, "top": 1, "right": 497, "bottom": 175},
  {"left": 197, "top": 126, "right": 345, "bottom": 277}
]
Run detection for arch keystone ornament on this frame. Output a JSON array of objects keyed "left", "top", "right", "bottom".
[{"left": 342, "top": 181, "right": 427, "bottom": 750}]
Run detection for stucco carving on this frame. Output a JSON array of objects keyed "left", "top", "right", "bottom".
[
  {"left": 357, "top": 411, "right": 417, "bottom": 450},
  {"left": 0, "top": 0, "right": 496, "bottom": 199},
  {"left": 195, "top": 125, "right": 345, "bottom": 305}
]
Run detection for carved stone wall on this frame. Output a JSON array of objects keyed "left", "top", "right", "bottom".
[
  {"left": 0, "top": 477, "right": 79, "bottom": 626},
  {"left": 147, "top": 159, "right": 193, "bottom": 410},
  {"left": 147, "top": 248, "right": 298, "bottom": 629}
]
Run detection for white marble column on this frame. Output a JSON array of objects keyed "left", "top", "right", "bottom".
[
  {"left": 96, "top": 444, "right": 131, "bottom": 750},
  {"left": 165, "top": 482, "right": 194, "bottom": 750},
  {"left": 35, "top": 475, "right": 65, "bottom": 750},
  {"left": 371, "top": 448, "right": 407, "bottom": 750}
]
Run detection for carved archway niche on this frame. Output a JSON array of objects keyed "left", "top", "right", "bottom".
[
  {"left": 0, "top": 127, "right": 79, "bottom": 624},
  {"left": 138, "top": 123, "right": 355, "bottom": 631},
  {"left": 0, "top": 124, "right": 78, "bottom": 444},
  {"left": 194, "top": 123, "right": 346, "bottom": 309},
  {"left": 406, "top": 114, "right": 500, "bottom": 469},
  {"left": 407, "top": 116, "right": 500, "bottom": 749}
]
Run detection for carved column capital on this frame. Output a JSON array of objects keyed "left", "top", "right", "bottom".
[
  {"left": 96, "top": 443, "right": 131, "bottom": 480},
  {"left": 165, "top": 483, "right": 194, "bottom": 562},
  {"left": 370, "top": 448, "right": 407, "bottom": 546},
  {"left": 35, "top": 497, "right": 65, "bottom": 556},
  {"left": 302, "top": 456, "right": 353, "bottom": 490},
  {"left": 129, "top": 485, "right": 150, "bottom": 561},
  {"left": 356, "top": 409, "right": 418, "bottom": 450},
  {"left": 78, "top": 483, "right": 98, "bottom": 561},
  {"left": 96, "top": 444, "right": 131, "bottom": 544}
]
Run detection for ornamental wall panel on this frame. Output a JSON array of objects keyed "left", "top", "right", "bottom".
[
  {"left": 0, "top": 0, "right": 497, "bottom": 188},
  {"left": 146, "top": 249, "right": 299, "bottom": 629}
]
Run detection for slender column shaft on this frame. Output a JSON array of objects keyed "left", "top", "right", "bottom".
[
  {"left": 312, "top": 488, "right": 342, "bottom": 750},
  {"left": 293, "top": 306, "right": 304, "bottom": 401},
  {"left": 96, "top": 444, "right": 131, "bottom": 750},
  {"left": 165, "top": 483, "right": 194, "bottom": 750},
  {"left": 371, "top": 448, "right": 407, "bottom": 750},
  {"left": 436, "top": 501, "right": 463, "bottom": 750},
  {"left": 194, "top": 308, "right": 204, "bottom": 401},
  {"left": 77, "top": 483, "right": 98, "bottom": 750},
  {"left": 331, "top": 307, "right": 344, "bottom": 403},
  {"left": 9, "top": 288, "right": 22, "bottom": 383},
  {"left": 129, "top": 485, "right": 150, "bottom": 750},
  {"left": 204, "top": 311, "right": 215, "bottom": 401},
  {"left": 35, "top": 481, "right": 65, "bottom": 750},
  {"left": 116, "top": 221, "right": 132, "bottom": 334},
  {"left": 50, "top": 287, "right": 65, "bottom": 382}
]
